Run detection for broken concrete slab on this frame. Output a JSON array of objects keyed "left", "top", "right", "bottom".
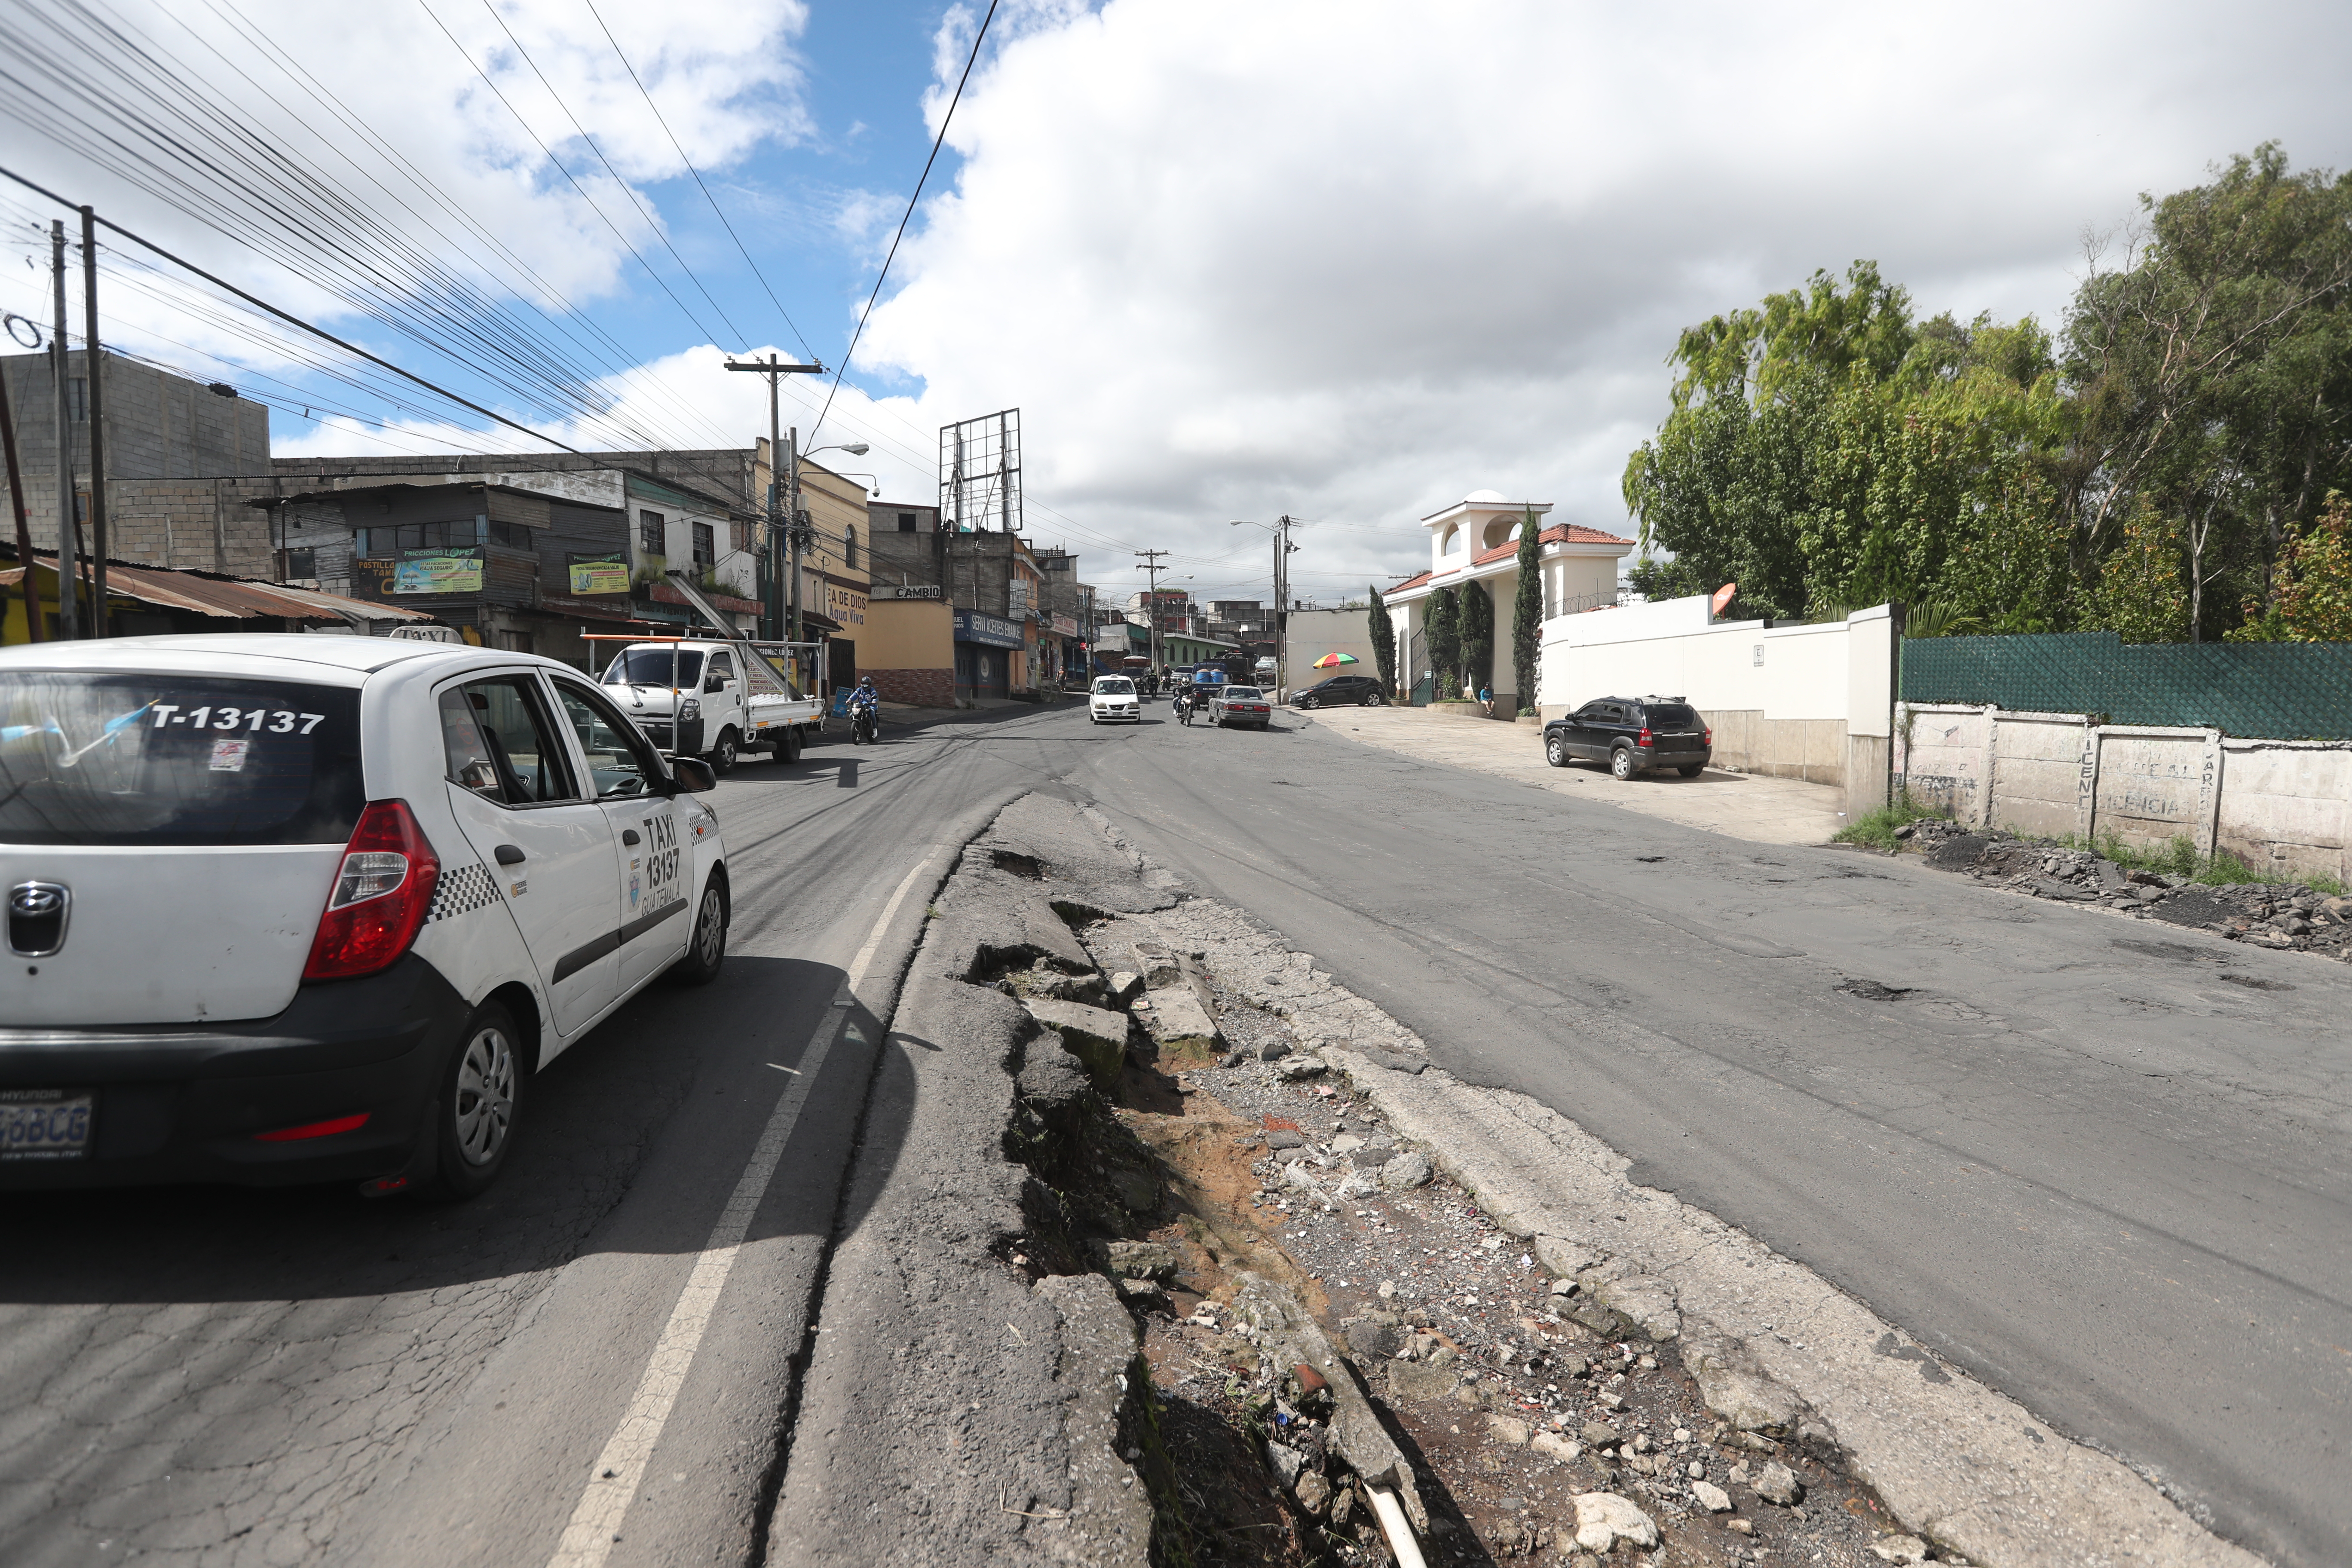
[
  {"left": 1092, "top": 1239, "right": 1179, "bottom": 1281},
  {"left": 1133, "top": 986, "right": 1222, "bottom": 1051},
  {"left": 1023, "top": 995, "right": 1131, "bottom": 1088},
  {"left": 1228, "top": 1271, "right": 1429, "bottom": 1534},
  {"left": 1578, "top": 1273, "right": 1680, "bottom": 1343},
  {"left": 1680, "top": 1324, "right": 1806, "bottom": 1437}
]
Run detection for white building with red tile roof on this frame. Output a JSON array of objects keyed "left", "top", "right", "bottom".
[{"left": 1380, "top": 490, "right": 1632, "bottom": 708}]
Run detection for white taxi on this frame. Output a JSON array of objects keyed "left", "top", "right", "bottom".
[
  {"left": 0, "top": 634, "right": 728, "bottom": 1198},
  {"left": 1088, "top": 674, "right": 1142, "bottom": 723}
]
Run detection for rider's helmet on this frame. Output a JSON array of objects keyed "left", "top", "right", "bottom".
[{"left": 859, "top": 675, "right": 875, "bottom": 689}]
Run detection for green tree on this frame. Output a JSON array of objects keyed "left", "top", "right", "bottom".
[
  {"left": 1461, "top": 580, "right": 1494, "bottom": 697},
  {"left": 2062, "top": 144, "right": 2352, "bottom": 637},
  {"left": 1625, "top": 554, "right": 1714, "bottom": 602},
  {"left": 1626, "top": 262, "right": 2079, "bottom": 629},
  {"left": 1426, "top": 585, "right": 1459, "bottom": 695},
  {"left": 1510, "top": 508, "right": 1544, "bottom": 713},
  {"left": 1368, "top": 583, "right": 1397, "bottom": 695},
  {"left": 2079, "top": 499, "right": 2191, "bottom": 642},
  {"left": 2229, "top": 491, "right": 2352, "bottom": 641}
]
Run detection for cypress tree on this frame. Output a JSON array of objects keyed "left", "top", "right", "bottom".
[
  {"left": 1426, "top": 585, "right": 1460, "bottom": 696},
  {"left": 1461, "top": 579, "right": 1494, "bottom": 697},
  {"left": 1510, "top": 506, "right": 1544, "bottom": 714},
  {"left": 1369, "top": 583, "right": 1397, "bottom": 696}
]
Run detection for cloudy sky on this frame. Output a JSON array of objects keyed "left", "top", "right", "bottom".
[{"left": 3, "top": 0, "right": 2349, "bottom": 607}]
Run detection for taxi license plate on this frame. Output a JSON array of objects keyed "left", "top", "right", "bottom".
[{"left": 0, "top": 1089, "right": 95, "bottom": 1160}]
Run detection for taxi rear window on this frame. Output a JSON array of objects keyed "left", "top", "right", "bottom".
[{"left": 0, "top": 672, "right": 363, "bottom": 845}]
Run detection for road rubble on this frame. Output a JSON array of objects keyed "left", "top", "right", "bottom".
[
  {"left": 775, "top": 791, "right": 2272, "bottom": 1567},
  {"left": 1872, "top": 818, "right": 2352, "bottom": 962}
]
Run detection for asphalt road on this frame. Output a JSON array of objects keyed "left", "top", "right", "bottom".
[
  {"left": 1081, "top": 698, "right": 2350, "bottom": 1568},
  {"left": 5, "top": 695, "right": 2342, "bottom": 1566},
  {"left": 0, "top": 706, "right": 1082, "bottom": 1568}
]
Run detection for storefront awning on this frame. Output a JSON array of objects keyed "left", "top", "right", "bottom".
[{"left": 3, "top": 554, "right": 436, "bottom": 627}]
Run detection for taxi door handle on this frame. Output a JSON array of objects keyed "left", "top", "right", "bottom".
[
  {"left": 622, "top": 829, "right": 641, "bottom": 845},
  {"left": 494, "top": 844, "right": 526, "bottom": 865}
]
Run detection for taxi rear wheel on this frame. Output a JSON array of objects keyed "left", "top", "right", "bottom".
[
  {"left": 418, "top": 1002, "right": 523, "bottom": 1200},
  {"left": 671, "top": 874, "right": 729, "bottom": 987}
]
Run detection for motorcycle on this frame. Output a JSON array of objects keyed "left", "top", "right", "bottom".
[
  {"left": 1176, "top": 688, "right": 1195, "bottom": 726},
  {"left": 851, "top": 704, "right": 879, "bottom": 744}
]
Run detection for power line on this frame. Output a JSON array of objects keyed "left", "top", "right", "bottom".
[
  {"left": 811, "top": 0, "right": 997, "bottom": 443},
  {"left": 0, "top": 161, "right": 579, "bottom": 450},
  {"left": 410, "top": 0, "right": 738, "bottom": 359},
  {"left": 462, "top": 0, "right": 753, "bottom": 351},
  {"left": 0, "top": 0, "right": 722, "bottom": 448},
  {"left": 581, "top": 0, "right": 814, "bottom": 360}
]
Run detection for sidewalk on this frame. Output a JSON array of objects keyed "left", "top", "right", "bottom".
[{"left": 1305, "top": 704, "right": 1846, "bottom": 845}]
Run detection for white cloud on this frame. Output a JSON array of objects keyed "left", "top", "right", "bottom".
[
  {"left": 0, "top": 0, "right": 811, "bottom": 443},
  {"left": 851, "top": 0, "right": 2352, "bottom": 599}
]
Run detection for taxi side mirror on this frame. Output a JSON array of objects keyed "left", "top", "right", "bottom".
[{"left": 668, "top": 755, "right": 719, "bottom": 793}]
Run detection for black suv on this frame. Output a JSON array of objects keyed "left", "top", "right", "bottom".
[
  {"left": 1292, "top": 674, "right": 1385, "bottom": 708},
  {"left": 1543, "top": 696, "right": 1712, "bottom": 779}
]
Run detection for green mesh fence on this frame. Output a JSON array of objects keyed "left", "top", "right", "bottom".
[{"left": 1901, "top": 632, "right": 2352, "bottom": 739}]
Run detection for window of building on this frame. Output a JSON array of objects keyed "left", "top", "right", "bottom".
[
  {"left": 66, "top": 378, "right": 86, "bottom": 423},
  {"left": 281, "top": 547, "right": 317, "bottom": 579},
  {"left": 897, "top": 511, "right": 918, "bottom": 533},
  {"left": 640, "top": 509, "right": 666, "bottom": 556},
  {"left": 843, "top": 526, "right": 858, "bottom": 569},
  {"left": 487, "top": 520, "right": 533, "bottom": 550},
  {"left": 691, "top": 521, "right": 715, "bottom": 567},
  {"left": 356, "top": 519, "right": 483, "bottom": 558}
]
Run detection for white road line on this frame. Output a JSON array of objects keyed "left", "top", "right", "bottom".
[{"left": 545, "top": 852, "right": 939, "bottom": 1568}]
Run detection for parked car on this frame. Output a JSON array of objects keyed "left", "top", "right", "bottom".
[
  {"left": 0, "top": 634, "right": 727, "bottom": 1198},
  {"left": 1089, "top": 675, "right": 1142, "bottom": 723},
  {"left": 1290, "top": 674, "right": 1385, "bottom": 708},
  {"left": 1543, "top": 695, "right": 1712, "bottom": 778},
  {"left": 1208, "top": 686, "right": 1273, "bottom": 730}
]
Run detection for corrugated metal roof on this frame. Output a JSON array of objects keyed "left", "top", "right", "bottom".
[{"left": 3, "top": 554, "right": 435, "bottom": 624}]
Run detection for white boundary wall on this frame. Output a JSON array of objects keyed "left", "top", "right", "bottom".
[
  {"left": 1536, "top": 597, "right": 1896, "bottom": 812},
  {"left": 1897, "top": 703, "right": 2352, "bottom": 884}
]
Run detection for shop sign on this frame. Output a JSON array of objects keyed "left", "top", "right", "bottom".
[
  {"left": 1050, "top": 613, "right": 1078, "bottom": 637},
  {"left": 567, "top": 552, "right": 630, "bottom": 594},
  {"left": 873, "top": 584, "right": 943, "bottom": 600},
  {"left": 953, "top": 608, "right": 1024, "bottom": 649},
  {"left": 392, "top": 546, "right": 484, "bottom": 594},
  {"left": 826, "top": 582, "right": 869, "bottom": 627}
]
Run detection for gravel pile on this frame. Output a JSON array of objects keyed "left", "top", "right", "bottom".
[
  {"left": 1887, "top": 821, "right": 2352, "bottom": 958},
  {"left": 1134, "top": 1051, "right": 1946, "bottom": 1566}
]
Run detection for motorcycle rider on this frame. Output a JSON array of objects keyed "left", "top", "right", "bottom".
[{"left": 847, "top": 675, "right": 881, "bottom": 742}]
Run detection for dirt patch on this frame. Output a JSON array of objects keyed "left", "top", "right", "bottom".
[{"left": 1117, "top": 1056, "right": 1931, "bottom": 1567}]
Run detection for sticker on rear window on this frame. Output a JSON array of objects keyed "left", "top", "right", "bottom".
[{"left": 207, "top": 738, "right": 251, "bottom": 772}]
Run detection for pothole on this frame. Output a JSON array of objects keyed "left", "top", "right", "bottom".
[{"left": 1834, "top": 980, "right": 1914, "bottom": 1001}]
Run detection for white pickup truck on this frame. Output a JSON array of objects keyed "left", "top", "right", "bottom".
[{"left": 596, "top": 637, "right": 823, "bottom": 772}]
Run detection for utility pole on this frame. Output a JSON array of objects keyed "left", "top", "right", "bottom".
[
  {"left": 722, "top": 354, "right": 823, "bottom": 646},
  {"left": 1135, "top": 549, "right": 1170, "bottom": 680},
  {"left": 1273, "top": 514, "right": 1298, "bottom": 698},
  {"left": 0, "top": 345, "right": 38, "bottom": 640},
  {"left": 80, "top": 207, "right": 108, "bottom": 636},
  {"left": 49, "top": 220, "right": 77, "bottom": 640}
]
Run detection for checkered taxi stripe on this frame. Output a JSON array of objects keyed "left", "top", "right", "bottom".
[{"left": 427, "top": 862, "right": 503, "bottom": 925}]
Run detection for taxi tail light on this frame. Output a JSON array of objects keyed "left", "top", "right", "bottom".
[
  {"left": 304, "top": 800, "right": 441, "bottom": 981},
  {"left": 1637, "top": 726, "right": 1654, "bottom": 747},
  {"left": 1703, "top": 724, "right": 1713, "bottom": 746}
]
